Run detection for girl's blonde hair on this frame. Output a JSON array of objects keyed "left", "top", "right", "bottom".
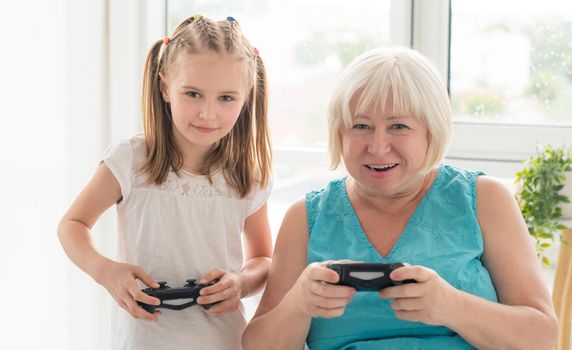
[
  {"left": 141, "top": 15, "right": 271, "bottom": 197},
  {"left": 328, "top": 46, "right": 452, "bottom": 174}
]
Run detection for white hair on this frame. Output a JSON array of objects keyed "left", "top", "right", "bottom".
[{"left": 327, "top": 46, "right": 452, "bottom": 174}]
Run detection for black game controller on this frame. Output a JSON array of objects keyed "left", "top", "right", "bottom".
[
  {"left": 137, "top": 279, "right": 219, "bottom": 313},
  {"left": 327, "top": 262, "right": 415, "bottom": 291}
]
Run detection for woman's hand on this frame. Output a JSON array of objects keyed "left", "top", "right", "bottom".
[
  {"left": 94, "top": 259, "right": 161, "bottom": 321},
  {"left": 289, "top": 262, "right": 356, "bottom": 318},
  {"left": 197, "top": 269, "right": 244, "bottom": 314},
  {"left": 379, "top": 265, "right": 459, "bottom": 326}
]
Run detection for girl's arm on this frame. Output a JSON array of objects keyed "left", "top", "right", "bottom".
[
  {"left": 242, "top": 199, "right": 355, "bottom": 350},
  {"left": 197, "top": 203, "right": 273, "bottom": 314},
  {"left": 382, "top": 176, "right": 559, "bottom": 349},
  {"left": 237, "top": 202, "right": 273, "bottom": 298},
  {"left": 57, "top": 163, "right": 160, "bottom": 321}
]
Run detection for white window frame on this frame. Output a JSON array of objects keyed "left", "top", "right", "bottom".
[{"left": 413, "top": 0, "right": 572, "bottom": 177}]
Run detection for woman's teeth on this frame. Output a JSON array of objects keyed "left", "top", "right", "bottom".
[{"left": 367, "top": 164, "right": 397, "bottom": 172}]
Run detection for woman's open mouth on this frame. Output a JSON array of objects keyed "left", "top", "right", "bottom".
[{"left": 365, "top": 163, "right": 398, "bottom": 172}]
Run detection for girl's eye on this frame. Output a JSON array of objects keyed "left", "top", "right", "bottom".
[
  {"left": 219, "top": 95, "right": 234, "bottom": 102},
  {"left": 352, "top": 124, "right": 370, "bottom": 130},
  {"left": 186, "top": 91, "right": 200, "bottom": 98}
]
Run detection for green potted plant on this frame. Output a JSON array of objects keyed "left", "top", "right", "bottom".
[{"left": 515, "top": 144, "right": 572, "bottom": 266}]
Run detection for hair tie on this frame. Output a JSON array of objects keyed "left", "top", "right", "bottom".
[
  {"left": 226, "top": 16, "right": 236, "bottom": 22},
  {"left": 162, "top": 36, "right": 170, "bottom": 46},
  {"left": 253, "top": 47, "right": 259, "bottom": 57},
  {"left": 192, "top": 14, "right": 204, "bottom": 21}
]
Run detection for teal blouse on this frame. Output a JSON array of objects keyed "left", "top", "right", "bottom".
[{"left": 305, "top": 164, "right": 498, "bottom": 349}]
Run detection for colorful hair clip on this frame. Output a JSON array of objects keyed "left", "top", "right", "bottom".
[
  {"left": 162, "top": 36, "right": 170, "bottom": 46},
  {"left": 226, "top": 16, "right": 236, "bottom": 22},
  {"left": 192, "top": 14, "right": 204, "bottom": 21},
  {"left": 253, "top": 47, "right": 259, "bottom": 57}
]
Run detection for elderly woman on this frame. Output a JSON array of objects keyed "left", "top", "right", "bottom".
[{"left": 242, "top": 47, "right": 558, "bottom": 349}]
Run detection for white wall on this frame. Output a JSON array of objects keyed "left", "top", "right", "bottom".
[
  {"left": 0, "top": 1, "right": 163, "bottom": 348},
  {"left": 0, "top": 1, "right": 68, "bottom": 348}
]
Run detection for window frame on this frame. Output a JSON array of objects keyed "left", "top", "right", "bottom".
[{"left": 415, "top": 0, "right": 572, "bottom": 177}]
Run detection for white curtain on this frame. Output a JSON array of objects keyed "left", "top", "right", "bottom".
[{"left": 0, "top": 1, "right": 164, "bottom": 348}]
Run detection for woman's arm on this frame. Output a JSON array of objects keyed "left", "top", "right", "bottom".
[
  {"left": 242, "top": 199, "right": 356, "bottom": 350},
  {"left": 450, "top": 176, "right": 559, "bottom": 349},
  {"left": 242, "top": 199, "right": 312, "bottom": 349}
]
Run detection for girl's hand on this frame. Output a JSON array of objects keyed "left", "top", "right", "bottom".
[
  {"left": 197, "top": 269, "right": 244, "bottom": 314},
  {"left": 289, "top": 261, "right": 356, "bottom": 318},
  {"left": 94, "top": 260, "right": 161, "bottom": 321},
  {"left": 379, "top": 265, "right": 459, "bottom": 326}
]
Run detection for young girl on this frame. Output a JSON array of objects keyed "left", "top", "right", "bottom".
[{"left": 58, "top": 15, "right": 273, "bottom": 349}]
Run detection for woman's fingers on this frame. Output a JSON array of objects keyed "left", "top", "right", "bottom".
[{"left": 309, "top": 280, "right": 355, "bottom": 298}]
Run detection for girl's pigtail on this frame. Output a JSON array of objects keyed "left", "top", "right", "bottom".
[
  {"left": 253, "top": 55, "right": 272, "bottom": 188},
  {"left": 140, "top": 39, "right": 182, "bottom": 184},
  {"left": 141, "top": 39, "right": 164, "bottom": 157},
  {"left": 195, "top": 15, "right": 219, "bottom": 51},
  {"left": 223, "top": 17, "right": 239, "bottom": 52}
]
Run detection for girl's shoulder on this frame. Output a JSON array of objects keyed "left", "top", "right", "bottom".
[{"left": 103, "top": 134, "right": 146, "bottom": 166}]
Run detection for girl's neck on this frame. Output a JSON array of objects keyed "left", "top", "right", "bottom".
[
  {"left": 172, "top": 129, "right": 214, "bottom": 174},
  {"left": 179, "top": 148, "right": 208, "bottom": 174}
]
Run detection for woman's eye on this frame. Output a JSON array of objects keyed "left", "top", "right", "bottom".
[
  {"left": 220, "top": 95, "right": 234, "bottom": 102},
  {"left": 186, "top": 91, "right": 200, "bottom": 98},
  {"left": 352, "top": 124, "right": 370, "bottom": 130},
  {"left": 391, "top": 123, "right": 409, "bottom": 130}
]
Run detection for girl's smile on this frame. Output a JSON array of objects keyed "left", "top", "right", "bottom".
[{"left": 191, "top": 124, "right": 219, "bottom": 133}]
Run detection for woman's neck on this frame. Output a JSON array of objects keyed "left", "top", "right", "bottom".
[{"left": 347, "top": 169, "right": 438, "bottom": 217}]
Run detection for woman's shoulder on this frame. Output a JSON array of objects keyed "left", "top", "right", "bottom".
[
  {"left": 306, "top": 177, "right": 345, "bottom": 202},
  {"left": 438, "top": 163, "right": 514, "bottom": 197},
  {"left": 475, "top": 175, "right": 516, "bottom": 203},
  {"left": 439, "top": 163, "right": 485, "bottom": 179},
  {"left": 305, "top": 177, "right": 347, "bottom": 225}
]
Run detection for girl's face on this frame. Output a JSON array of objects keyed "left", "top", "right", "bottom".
[
  {"left": 341, "top": 101, "right": 430, "bottom": 199},
  {"left": 160, "top": 52, "right": 249, "bottom": 153}
]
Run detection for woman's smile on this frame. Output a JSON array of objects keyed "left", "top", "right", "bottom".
[{"left": 364, "top": 163, "right": 399, "bottom": 179}]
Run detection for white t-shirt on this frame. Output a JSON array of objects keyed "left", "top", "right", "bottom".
[{"left": 101, "top": 136, "right": 271, "bottom": 350}]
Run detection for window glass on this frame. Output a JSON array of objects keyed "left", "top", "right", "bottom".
[{"left": 450, "top": 0, "right": 572, "bottom": 126}]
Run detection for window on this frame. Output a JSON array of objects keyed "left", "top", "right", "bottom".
[
  {"left": 451, "top": 0, "right": 572, "bottom": 127},
  {"left": 441, "top": 0, "right": 572, "bottom": 177}
]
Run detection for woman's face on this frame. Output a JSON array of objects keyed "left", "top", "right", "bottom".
[{"left": 341, "top": 101, "right": 430, "bottom": 198}]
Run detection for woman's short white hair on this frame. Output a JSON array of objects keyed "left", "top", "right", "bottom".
[{"left": 327, "top": 46, "right": 452, "bottom": 174}]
